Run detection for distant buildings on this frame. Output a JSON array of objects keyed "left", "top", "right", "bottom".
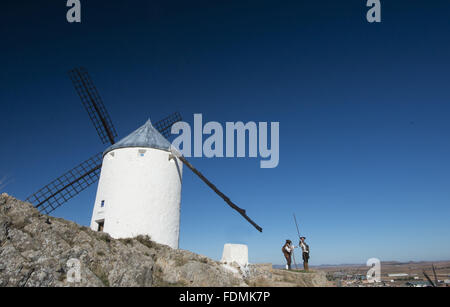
[
  {"left": 405, "top": 281, "right": 431, "bottom": 287},
  {"left": 388, "top": 273, "right": 409, "bottom": 277}
]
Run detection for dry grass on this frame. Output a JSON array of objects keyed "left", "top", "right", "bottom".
[
  {"left": 119, "top": 238, "right": 133, "bottom": 245},
  {"left": 290, "top": 269, "right": 315, "bottom": 273},
  {"left": 135, "top": 235, "right": 154, "bottom": 249}
]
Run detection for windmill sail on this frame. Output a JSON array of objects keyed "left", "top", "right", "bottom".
[
  {"left": 26, "top": 153, "right": 103, "bottom": 214},
  {"left": 177, "top": 155, "right": 263, "bottom": 232},
  {"left": 69, "top": 67, "right": 118, "bottom": 145},
  {"left": 432, "top": 264, "right": 438, "bottom": 286},
  {"left": 423, "top": 270, "right": 436, "bottom": 287},
  {"left": 153, "top": 112, "right": 182, "bottom": 139}
]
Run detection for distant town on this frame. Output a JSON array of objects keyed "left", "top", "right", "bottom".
[
  {"left": 272, "top": 260, "right": 450, "bottom": 287},
  {"left": 312, "top": 261, "right": 450, "bottom": 287}
]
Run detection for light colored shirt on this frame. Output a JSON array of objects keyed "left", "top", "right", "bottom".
[
  {"left": 284, "top": 244, "right": 296, "bottom": 253},
  {"left": 300, "top": 242, "right": 309, "bottom": 253}
]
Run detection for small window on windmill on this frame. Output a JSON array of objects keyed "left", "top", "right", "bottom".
[
  {"left": 138, "top": 149, "right": 146, "bottom": 157},
  {"left": 107, "top": 152, "right": 115, "bottom": 161},
  {"left": 101, "top": 200, "right": 105, "bottom": 208}
]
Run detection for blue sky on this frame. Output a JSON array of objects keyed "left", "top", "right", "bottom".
[{"left": 1, "top": 0, "right": 450, "bottom": 265}]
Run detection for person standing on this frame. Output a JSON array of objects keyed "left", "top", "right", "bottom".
[
  {"left": 299, "top": 236, "right": 310, "bottom": 271},
  {"left": 282, "top": 239, "right": 294, "bottom": 270}
]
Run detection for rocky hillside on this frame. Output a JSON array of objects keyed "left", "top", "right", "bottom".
[{"left": 0, "top": 193, "right": 329, "bottom": 287}]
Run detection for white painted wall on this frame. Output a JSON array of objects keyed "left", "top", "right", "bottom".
[
  {"left": 221, "top": 244, "right": 249, "bottom": 266},
  {"left": 90, "top": 147, "right": 183, "bottom": 249}
]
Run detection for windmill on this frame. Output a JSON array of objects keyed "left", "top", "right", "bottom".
[
  {"left": 26, "top": 67, "right": 262, "bottom": 247},
  {"left": 423, "top": 264, "right": 439, "bottom": 287}
]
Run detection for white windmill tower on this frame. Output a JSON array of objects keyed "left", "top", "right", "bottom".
[
  {"left": 26, "top": 67, "right": 262, "bottom": 251},
  {"left": 89, "top": 120, "right": 183, "bottom": 248}
]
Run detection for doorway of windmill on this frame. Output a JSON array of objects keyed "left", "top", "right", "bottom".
[{"left": 96, "top": 220, "right": 105, "bottom": 232}]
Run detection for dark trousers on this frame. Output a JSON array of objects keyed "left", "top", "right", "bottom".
[
  {"left": 283, "top": 252, "right": 292, "bottom": 269},
  {"left": 302, "top": 252, "right": 309, "bottom": 270}
]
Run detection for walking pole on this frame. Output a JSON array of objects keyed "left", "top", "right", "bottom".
[
  {"left": 293, "top": 213, "right": 301, "bottom": 239},
  {"left": 292, "top": 250, "right": 298, "bottom": 270},
  {"left": 293, "top": 213, "right": 301, "bottom": 270}
]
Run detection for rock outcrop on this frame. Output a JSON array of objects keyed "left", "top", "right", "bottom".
[{"left": 0, "top": 193, "right": 329, "bottom": 287}]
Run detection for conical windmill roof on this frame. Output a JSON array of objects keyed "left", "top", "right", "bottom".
[{"left": 103, "top": 119, "right": 172, "bottom": 156}]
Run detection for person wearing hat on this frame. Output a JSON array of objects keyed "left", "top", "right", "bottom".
[
  {"left": 282, "top": 239, "right": 295, "bottom": 270},
  {"left": 299, "top": 236, "right": 310, "bottom": 271}
]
